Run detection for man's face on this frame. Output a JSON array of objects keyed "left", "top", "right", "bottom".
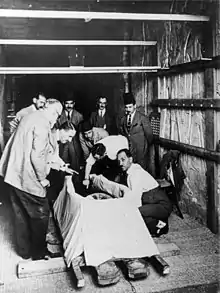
[
  {"left": 98, "top": 98, "right": 107, "bottom": 111},
  {"left": 117, "top": 151, "right": 132, "bottom": 172},
  {"left": 33, "top": 95, "right": 47, "bottom": 110},
  {"left": 64, "top": 100, "right": 75, "bottom": 112},
  {"left": 84, "top": 130, "right": 93, "bottom": 141},
  {"left": 125, "top": 103, "right": 136, "bottom": 116},
  {"left": 59, "top": 129, "right": 76, "bottom": 144}
]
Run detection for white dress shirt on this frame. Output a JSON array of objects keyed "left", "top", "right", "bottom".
[
  {"left": 86, "top": 135, "right": 129, "bottom": 166},
  {"left": 98, "top": 109, "right": 106, "bottom": 117},
  {"left": 127, "top": 110, "right": 136, "bottom": 125},
  {"left": 126, "top": 163, "right": 159, "bottom": 207}
]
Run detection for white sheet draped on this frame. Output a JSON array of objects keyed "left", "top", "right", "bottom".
[{"left": 53, "top": 176, "right": 159, "bottom": 267}]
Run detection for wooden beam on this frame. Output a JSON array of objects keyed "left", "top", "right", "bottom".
[
  {"left": 17, "top": 242, "right": 180, "bottom": 279},
  {"left": 154, "top": 137, "right": 220, "bottom": 163},
  {"left": 18, "top": 257, "right": 67, "bottom": 279},
  {"left": 0, "top": 9, "right": 210, "bottom": 22},
  {"left": 0, "top": 66, "right": 160, "bottom": 74},
  {"left": 151, "top": 98, "right": 220, "bottom": 110},
  {"left": 0, "top": 39, "right": 157, "bottom": 46},
  {"left": 148, "top": 57, "right": 220, "bottom": 77}
]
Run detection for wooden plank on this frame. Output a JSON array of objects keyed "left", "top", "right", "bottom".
[
  {"left": 151, "top": 98, "right": 220, "bottom": 110},
  {"left": 149, "top": 56, "right": 220, "bottom": 77},
  {"left": 0, "top": 39, "right": 157, "bottom": 46},
  {"left": 157, "top": 243, "right": 180, "bottom": 258},
  {"left": 0, "top": 66, "right": 160, "bottom": 75},
  {"left": 17, "top": 242, "right": 180, "bottom": 279},
  {"left": 154, "top": 136, "right": 220, "bottom": 163},
  {"left": 204, "top": 66, "right": 219, "bottom": 233},
  {"left": 0, "top": 9, "right": 210, "bottom": 21},
  {"left": 71, "top": 261, "right": 85, "bottom": 288},
  {"left": 17, "top": 257, "right": 67, "bottom": 279}
]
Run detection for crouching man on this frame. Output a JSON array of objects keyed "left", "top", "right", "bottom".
[{"left": 117, "top": 149, "right": 172, "bottom": 237}]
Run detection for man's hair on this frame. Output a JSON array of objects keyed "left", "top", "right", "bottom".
[
  {"left": 117, "top": 148, "right": 132, "bottom": 158},
  {"left": 63, "top": 92, "right": 75, "bottom": 103},
  {"left": 91, "top": 143, "right": 106, "bottom": 157},
  {"left": 45, "top": 98, "right": 62, "bottom": 112},
  {"left": 82, "top": 120, "right": 93, "bottom": 132},
  {"left": 58, "top": 121, "right": 75, "bottom": 131}
]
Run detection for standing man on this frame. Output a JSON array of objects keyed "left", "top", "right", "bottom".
[
  {"left": 79, "top": 120, "right": 109, "bottom": 161},
  {"left": 56, "top": 93, "right": 84, "bottom": 172},
  {"left": 89, "top": 96, "right": 116, "bottom": 134},
  {"left": 119, "top": 93, "right": 153, "bottom": 170},
  {"left": 9, "top": 92, "right": 47, "bottom": 133},
  {"left": 0, "top": 99, "right": 63, "bottom": 260}
]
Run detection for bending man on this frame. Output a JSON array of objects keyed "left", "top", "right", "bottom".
[{"left": 0, "top": 99, "right": 75, "bottom": 260}]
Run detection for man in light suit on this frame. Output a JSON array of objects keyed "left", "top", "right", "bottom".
[
  {"left": 56, "top": 93, "right": 84, "bottom": 173},
  {"left": 0, "top": 99, "right": 75, "bottom": 260},
  {"left": 119, "top": 93, "right": 153, "bottom": 170},
  {"left": 9, "top": 92, "right": 47, "bottom": 134}
]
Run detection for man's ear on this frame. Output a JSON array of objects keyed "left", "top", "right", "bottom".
[
  {"left": 130, "top": 157, "right": 133, "bottom": 164},
  {"left": 33, "top": 98, "right": 37, "bottom": 104}
]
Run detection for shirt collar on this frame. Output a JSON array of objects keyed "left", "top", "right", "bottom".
[{"left": 126, "top": 163, "right": 135, "bottom": 175}]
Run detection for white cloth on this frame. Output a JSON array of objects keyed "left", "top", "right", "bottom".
[
  {"left": 86, "top": 135, "right": 128, "bottom": 166},
  {"left": 53, "top": 176, "right": 159, "bottom": 267},
  {"left": 126, "top": 163, "right": 159, "bottom": 207}
]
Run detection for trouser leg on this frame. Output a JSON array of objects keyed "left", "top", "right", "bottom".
[
  {"left": 28, "top": 196, "right": 50, "bottom": 259},
  {"left": 10, "top": 187, "right": 31, "bottom": 258},
  {"left": 10, "top": 187, "right": 50, "bottom": 259}
]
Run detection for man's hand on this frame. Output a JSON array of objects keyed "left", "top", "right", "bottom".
[
  {"left": 83, "top": 179, "right": 90, "bottom": 189},
  {"left": 40, "top": 179, "right": 50, "bottom": 188},
  {"left": 60, "top": 163, "right": 77, "bottom": 175}
]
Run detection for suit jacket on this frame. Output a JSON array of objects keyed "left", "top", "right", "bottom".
[
  {"left": 119, "top": 111, "right": 153, "bottom": 169},
  {"left": 56, "top": 109, "right": 83, "bottom": 130},
  {"left": 0, "top": 111, "right": 56, "bottom": 198},
  {"left": 9, "top": 104, "right": 37, "bottom": 133},
  {"left": 89, "top": 111, "right": 116, "bottom": 134}
]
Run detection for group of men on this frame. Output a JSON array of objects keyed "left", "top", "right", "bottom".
[{"left": 0, "top": 90, "right": 172, "bottom": 262}]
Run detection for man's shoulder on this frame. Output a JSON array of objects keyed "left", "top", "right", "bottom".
[{"left": 16, "top": 105, "right": 35, "bottom": 118}]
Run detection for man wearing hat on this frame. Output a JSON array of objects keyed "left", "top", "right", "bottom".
[
  {"left": 119, "top": 93, "right": 153, "bottom": 170},
  {"left": 79, "top": 120, "right": 109, "bottom": 162},
  {"left": 56, "top": 93, "right": 84, "bottom": 172}
]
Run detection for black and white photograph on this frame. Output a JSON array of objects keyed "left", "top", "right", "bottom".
[{"left": 0, "top": 0, "right": 219, "bottom": 292}]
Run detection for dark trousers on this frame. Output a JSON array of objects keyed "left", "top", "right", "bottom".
[
  {"left": 138, "top": 187, "right": 172, "bottom": 234},
  {"left": 10, "top": 186, "right": 50, "bottom": 259}
]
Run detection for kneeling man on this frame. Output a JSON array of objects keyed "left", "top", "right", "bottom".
[{"left": 117, "top": 149, "right": 172, "bottom": 236}]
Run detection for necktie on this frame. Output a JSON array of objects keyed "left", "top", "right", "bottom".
[
  {"left": 67, "top": 111, "right": 71, "bottom": 121},
  {"left": 127, "top": 114, "right": 132, "bottom": 132},
  {"left": 99, "top": 110, "right": 103, "bottom": 117}
]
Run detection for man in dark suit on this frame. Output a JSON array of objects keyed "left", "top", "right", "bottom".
[
  {"left": 56, "top": 94, "right": 83, "bottom": 173},
  {"left": 89, "top": 96, "right": 116, "bottom": 134},
  {"left": 119, "top": 93, "right": 153, "bottom": 170}
]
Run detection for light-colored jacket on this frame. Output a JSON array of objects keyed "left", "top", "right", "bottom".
[
  {"left": 0, "top": 111, "right": 56, "bottom": 197},
  {"left": 9, "top": 104, "right": 37, "bottom": 133}
]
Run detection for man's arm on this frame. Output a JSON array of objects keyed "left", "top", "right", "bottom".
[
  {"left": 79, "top": 132, "right": 91, "bottom": 161},
  {"left": 83, "top": 154, "right": 96, "bottom": 188},
  {"left": 30, "top": 125, "right": 49, "bottom": 185}
]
